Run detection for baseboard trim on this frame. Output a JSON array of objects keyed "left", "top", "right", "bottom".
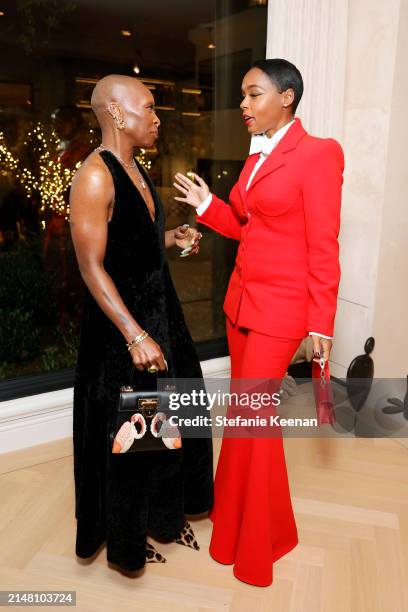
[{"left": 0, "top": 357, "right": 231, "bottom": 454}]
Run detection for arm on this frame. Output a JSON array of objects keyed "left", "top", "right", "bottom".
[
  {"left": 69, "top": 160, "right": 166, "bottom": 371},
  {"left": 173, "top": 173, "right": 243, "bottom": 241},
  {"left": 196, "top": 193, "right": 243, "bottom": 241},
  {"left": 302, "top": 138, "right": 344, "bottom": 339}
]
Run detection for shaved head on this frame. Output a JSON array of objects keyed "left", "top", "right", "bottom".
[
  {"left": 90, "top": 74, "right": 160, "bottom": 147},
  {"left": 91, "top": 74, "right": 150, "bottom": 125}
]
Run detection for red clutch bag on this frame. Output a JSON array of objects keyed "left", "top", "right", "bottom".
[{"left": 312, "top": 358, "right": 336, "bottom": 425}]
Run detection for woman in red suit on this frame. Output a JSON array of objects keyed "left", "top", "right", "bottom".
[{"left": 174, "top": 58, "right": 344, "bottom": 587}]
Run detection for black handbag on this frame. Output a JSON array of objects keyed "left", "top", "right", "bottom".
[{"left": 110, "top": 367, "right": 181, "bottom": 453}]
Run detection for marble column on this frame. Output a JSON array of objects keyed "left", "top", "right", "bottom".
[{"left": 267, "top": 0, "right": 408, "bottom": 377}]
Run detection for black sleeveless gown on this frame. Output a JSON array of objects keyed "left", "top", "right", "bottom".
[{"left": 73, "top": 150, "right": 214, "bottom": 571}]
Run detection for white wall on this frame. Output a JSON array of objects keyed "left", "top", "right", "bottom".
[
  {"left": 372, "top": 0, "right": 408, "bottom": 376},
  {"left": 267, "top": 0, "right": 408, "bottom": 377}
]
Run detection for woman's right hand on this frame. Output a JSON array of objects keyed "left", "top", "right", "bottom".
[
  {"left": 130, "top": 336, "right": 167, "bottom": 372},
  {"left": 173, "top": 173, "right": 210, "bottom": 208}
]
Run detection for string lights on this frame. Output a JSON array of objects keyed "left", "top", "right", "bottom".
[
  {"left": 0, "top": 123, "right": 80, "bottom": 219},
  {"left": 136, "top": 148, "right": 152, "bottom": 170},
  {"left": 0, "top": 134, "right": 20, "bottom": 174},
  {"left": 0, "top": 125, "right": 153, "bottom": 221}
]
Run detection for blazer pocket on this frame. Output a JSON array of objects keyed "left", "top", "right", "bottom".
[{"left": 256, "top": 197, "right": 297, "bottom": 217}]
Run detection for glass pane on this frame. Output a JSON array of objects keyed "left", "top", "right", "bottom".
[{"left": 0, "top": 0, "right": 267, "bottom": 381}]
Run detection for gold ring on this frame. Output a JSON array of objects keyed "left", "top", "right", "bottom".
[{"left": 147, "top": 365, "right": 159, "bottom": 374}]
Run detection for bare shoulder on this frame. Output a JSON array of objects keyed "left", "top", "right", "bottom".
[
  {"left": 70, "top": 151, "right": 114, "bottom": 213},
  {"left": 69, "top": 152, "right": 115, "bottom": 225},
  {"left": 69, "top": 152, "right": 114, "bottom": 224}
]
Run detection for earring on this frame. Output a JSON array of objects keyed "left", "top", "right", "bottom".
[{"left": 115, "top": 116, "right": 126, "bottom": 130}]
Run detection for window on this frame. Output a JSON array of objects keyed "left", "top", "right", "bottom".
[{"left": 0, "top": 0, "right": 267, "bottom": 398}]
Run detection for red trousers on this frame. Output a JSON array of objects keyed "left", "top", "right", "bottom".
[{"left": 208, "top": 318, "right": 301, "bottom": 586}]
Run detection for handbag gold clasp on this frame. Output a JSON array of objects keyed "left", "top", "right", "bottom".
[{"left": 139, "top": 398, "right": 158, "bottom": 409}]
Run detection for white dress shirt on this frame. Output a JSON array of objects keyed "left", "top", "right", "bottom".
[
  {"left": 195, "top": 120, "right": 332, "bottom": 341},
  {"left": 196, "top": 120, "right": 295, "bottom": 213}
]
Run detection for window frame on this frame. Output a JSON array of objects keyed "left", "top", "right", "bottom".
[{"left": 0, "top": 337, "right": 229, "bottom": 402}]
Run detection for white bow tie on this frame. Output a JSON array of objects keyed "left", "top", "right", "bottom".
[
  {"left": 248, "top": 119, "right": 296, "bottom": 156},
  {"left": 249, "top": 133, "right": 277, "bottom": 157}
]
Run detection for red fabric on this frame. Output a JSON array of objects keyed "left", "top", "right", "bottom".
[
  {"left": 208, "top": 318, "right": 301, "bottom": 586},
  {"left": 197, "top": 117, "right": 344, "bottom": 338}
]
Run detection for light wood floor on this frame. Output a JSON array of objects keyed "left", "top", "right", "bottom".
[{"left": 1, "top": 434, "right": 407, "bottom": 612}]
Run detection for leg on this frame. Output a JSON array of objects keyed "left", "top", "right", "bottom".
[
  {"left": 208, "top": 318, "right": 252, "bottom": 562},
  {"left": 209, "top": 319, "right": 301, "bottom": 586}
]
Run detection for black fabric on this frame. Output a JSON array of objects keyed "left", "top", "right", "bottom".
[{"left": 73, "top": 151, "right": 214, "bottom": 571}]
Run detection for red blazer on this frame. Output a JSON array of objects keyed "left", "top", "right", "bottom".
[{"left": 197, "top": 117, "right": 344, "bottom": 339}]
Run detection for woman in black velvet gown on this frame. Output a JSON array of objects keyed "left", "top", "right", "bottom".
[{"left": 69, "top": 75, "right": 213, "bottom": 572}]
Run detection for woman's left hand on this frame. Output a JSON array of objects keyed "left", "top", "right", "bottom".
[
  {"left": 174, "top": 225, "right": 202, "bottom": 256},
  {"left": 310, "top": 335, "right": 333, "bottom": 363},
  {"left": 174, "top": 173, "right": 210, "bottom": 208}
]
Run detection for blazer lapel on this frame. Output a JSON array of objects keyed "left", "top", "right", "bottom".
[
  {"left": 238, "top": 153, "right": 258, "bottom": 204},
  {"left": 246, "top": 118, "right": 307, "bottom": 194},
  {"left": 247, "top": 149, "right": 286, "bottom": 193}
]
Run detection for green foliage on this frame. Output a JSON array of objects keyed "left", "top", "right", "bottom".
[
  {"left": 0, "top": 307, "right": 40, "bottom": 364},
  {"left": 41, "top": 322, "right": 79, "bottom": 372},
  {"left": 0, "top": 238, "right": 57, "bottom": 326},
  {"left": 0, "top": 239, "right": 59, "bottom": 371}
]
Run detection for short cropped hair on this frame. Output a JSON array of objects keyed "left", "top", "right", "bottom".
[{"left": 252, "top": 58, "right": 304, "bottom": 114}]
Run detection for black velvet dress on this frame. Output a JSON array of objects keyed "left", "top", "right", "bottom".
[{"left": 73, "top": 150, "right": 214, "bottom": 571}]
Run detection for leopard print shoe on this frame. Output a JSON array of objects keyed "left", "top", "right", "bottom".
[
  {"left": 146, "top": 542, "right": 167, "bottom": 563},
  {"left": 173, "top": 520, "right": 200, "bottom": 551}
]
